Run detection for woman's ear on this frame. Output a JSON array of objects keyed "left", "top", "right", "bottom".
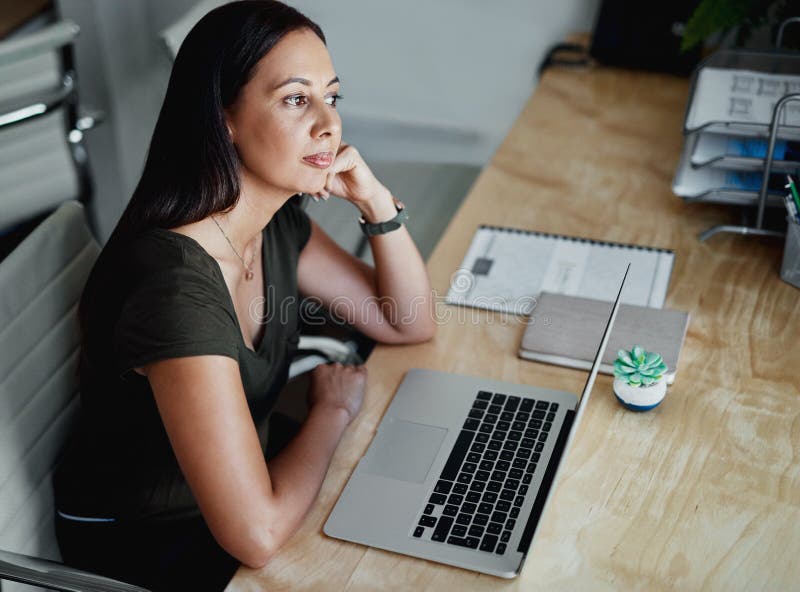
[{"left": 223, "top": 111, "right": 235, "bottom": 142}]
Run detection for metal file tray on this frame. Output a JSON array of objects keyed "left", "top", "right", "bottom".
[
  {"left": 688, "top": 131, "right": 800, "bottom": 173},
  {"left": 676, "top": 19, "right": 800, "bottom": 240},
  {"left": 684, "top": 49, "right": 800, "bottom": 140},
  {"left": 672, "top": 133, "right": 785, "bottom": 208}
]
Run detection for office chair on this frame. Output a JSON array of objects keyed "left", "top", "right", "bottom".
[
  {"left": 0, "top": 202, "right": 149, "bottom": 591},
  {"left": 0, "top": 19, "right": 101, "bottom": 241},
  {"left": 0, "top": 21, "right": 139, "bottom": 592}
]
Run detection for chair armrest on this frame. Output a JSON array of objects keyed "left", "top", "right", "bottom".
[
  {"left": 0, "top": 73, "right": 74, "bottom": 128},
  {"left": 288, "top": 353, "right": 332, "bottom": 380},
  {"left": 0, "top": 549, "right": 151, "bottom": 592},
  {"left": 288, "top": 336, "right": 363, "bottom": 380},
  {"left": 0, "top": 20, "right": 79, "bottom": 66},
  {"left": 296, "top": 335, "right": 362, "bottom": 363}
]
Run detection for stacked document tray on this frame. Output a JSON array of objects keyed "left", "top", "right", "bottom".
[{"left": 673, "top": 49, "right": 800, "bottom": 207}]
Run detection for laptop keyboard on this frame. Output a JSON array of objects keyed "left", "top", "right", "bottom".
[{"left": 411, "top": 390, "right": 558, "bottom": 555}]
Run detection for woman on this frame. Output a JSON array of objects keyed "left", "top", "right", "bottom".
[{"left": 53, "top": 2, "right": 435, "bottom": 590}]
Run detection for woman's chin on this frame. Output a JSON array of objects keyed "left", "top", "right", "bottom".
[
  {"left": 304, "top": 181, "right": 328, "bottom": 196},
  {"left": 291, "top": 175, "right": 326, "bottom": 196}
]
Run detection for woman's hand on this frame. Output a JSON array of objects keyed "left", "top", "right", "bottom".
[
  {"left": 306, "top": 361, "right": 367, "bottom": 424},
  {"left": 310, "top": 143, "right": 391, "bottom": 206},
  {"left": 310, "top": 143, "right": 402, "bottom": 223}
]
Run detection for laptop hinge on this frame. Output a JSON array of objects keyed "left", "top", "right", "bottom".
[{"left": 516, "top": 409, "right": 576, "bottom": 555}]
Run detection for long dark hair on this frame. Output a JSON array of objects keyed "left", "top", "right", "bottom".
[{"left": 108, "top": 0, "right": 325, "bottom": 247}]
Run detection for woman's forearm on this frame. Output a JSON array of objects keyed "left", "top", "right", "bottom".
[
  {"left": 257, "top": 404, "right": 350, "bottom": 561},
  {"left": 359, "top": 190, "right": 436, "bottom": 341}
]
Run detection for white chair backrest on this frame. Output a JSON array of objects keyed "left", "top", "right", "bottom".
[
  {"left": 0, "top": 20, "right": 82, "bottom": 231},
  {"left": 0, "top": 21, "right": 78, "bottom": 100},
  {"left": 0, "top": 110, "right": 80, "bottom": 230},
  {"left": 0, "top": 201, "right": 99, "bottom": 575}
]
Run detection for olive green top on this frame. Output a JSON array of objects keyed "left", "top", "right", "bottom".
[{"left": 54, "top": 199, "right": 311, "bottom": 522}]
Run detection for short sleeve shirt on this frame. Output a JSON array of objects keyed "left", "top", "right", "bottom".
[{"left": 54, "top": 198, "right": 311, "bottom": 522}]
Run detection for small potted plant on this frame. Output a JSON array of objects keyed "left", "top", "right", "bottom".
[{"left": 612, "top": 345, "right": 668, "bottom": 411}]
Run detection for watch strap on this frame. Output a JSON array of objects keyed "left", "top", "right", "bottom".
[{"left": 359, "top": 201, "right": 408, "bottom": 236}]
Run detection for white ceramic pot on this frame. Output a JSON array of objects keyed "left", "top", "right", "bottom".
[{"left": 613, "top": 376, "right": 667, "bottom": 411}]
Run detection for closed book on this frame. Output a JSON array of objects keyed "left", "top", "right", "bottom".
[{"left": 518, "top": 292, "right": 689, "bottom": 384}]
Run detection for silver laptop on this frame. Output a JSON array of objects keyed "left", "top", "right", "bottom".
[{"left": 324, "top": 265, "right": 630, "bottom": 578}]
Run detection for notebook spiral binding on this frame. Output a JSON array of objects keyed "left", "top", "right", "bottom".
[{"left": 477, "top": 225, "right": 673, "bottom": 254}]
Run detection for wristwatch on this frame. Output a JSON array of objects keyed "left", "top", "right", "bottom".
[{"left": 358, "top": 198, "right": 408, "bottom": 236}]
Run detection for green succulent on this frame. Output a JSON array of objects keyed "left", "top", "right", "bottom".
[{"left": 613, "top": 345, "right": 668, "bottom": 387}]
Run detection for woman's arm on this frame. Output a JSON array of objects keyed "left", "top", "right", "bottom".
[
  {"left": 298, "top": 207, "right": 436, "bottom": 345},
  {"left": 142, "top": 355, "right": 364, "bottom": 568},
  {"left": 298, "top": 144, "right": 437, "bottom": 345},
  {"left": 358, "top": 188, "right": 436, "bottom": 341}
]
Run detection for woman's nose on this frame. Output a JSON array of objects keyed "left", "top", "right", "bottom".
[{"left": 311, "top": 101, "right": 341, "bottom": 138}]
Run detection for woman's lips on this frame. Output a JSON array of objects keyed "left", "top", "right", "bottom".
[{"left": 302, "top": 152, "right": 333, "bottom": 168}]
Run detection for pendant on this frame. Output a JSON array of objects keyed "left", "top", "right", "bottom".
[{"left": 245, "top": 269, "right": 254, "bottom": 281}]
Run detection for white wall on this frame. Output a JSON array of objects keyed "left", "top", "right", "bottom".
[
  {"left": 291, "top": 0, "right": 600, "bottom": 164},
  {"left": 55, "top": 0, "right": 599, "bottom": 240}
]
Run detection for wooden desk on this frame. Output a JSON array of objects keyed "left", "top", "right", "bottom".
[{"left": 229, "top": 60, "right": 800, "bottom": 591}]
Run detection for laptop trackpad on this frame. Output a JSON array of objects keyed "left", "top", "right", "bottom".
[{"left": 361, "top": 419, "right": 448, "bottom": 483}]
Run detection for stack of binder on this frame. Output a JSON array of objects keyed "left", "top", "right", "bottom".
[{"left": 672, "top": 49, "right": 800, "bottom": 208}]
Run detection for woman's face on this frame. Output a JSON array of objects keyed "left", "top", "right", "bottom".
[{"left": 225, "top": 28, "right": 342, "bottom": 197}]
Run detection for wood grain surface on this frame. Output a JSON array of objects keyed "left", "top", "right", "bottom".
[{"left": 229, "top": 56, "right": 800, "bottom": 592}]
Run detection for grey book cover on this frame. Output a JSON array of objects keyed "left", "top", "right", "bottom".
[{"left": 519, "top": 292, "right": 690, "bottom": 384}]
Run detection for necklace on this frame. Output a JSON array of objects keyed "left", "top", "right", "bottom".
[{"left": 211, "top": 215, "right": 257, "bottom": 281}]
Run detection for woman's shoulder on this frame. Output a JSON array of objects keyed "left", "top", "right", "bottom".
[
  {"left": 86, "top": 229, "right": 226, "bottom": 308},
  {"left": 112, "top": 230, "right": 234, "bottom": 326},
  {"left": 120, "top": 228, "right": 220, "bottom": 280}
]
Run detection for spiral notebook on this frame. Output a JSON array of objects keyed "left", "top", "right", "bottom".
[{"left": 446, "top": 226, "right": 675, "bottom": 314}]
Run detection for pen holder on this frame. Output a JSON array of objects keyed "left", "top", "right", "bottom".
[{"left": 780, "top": 216, "right": 800, "bottom": 290}]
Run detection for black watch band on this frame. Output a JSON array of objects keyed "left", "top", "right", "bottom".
[{"left": 358, "top": 201, "right": 408, "bottom": 236}]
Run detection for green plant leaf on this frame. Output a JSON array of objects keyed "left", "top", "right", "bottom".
[
  {"left": 644, "top": 352, "right": 662, "bottom": 367},
  {"left": 617, "top": 350, "right": 634, "bottom": 366},
  {"left": 681, "top": 0, "right": 788, "bottom": 52},
  {"left": 681, "top": 0, "right": 755, "bottom": 52},
  {"left": 632, "top": 345, "right": 644, "bottom": 361},
  {"left": 642, "top": 376, "right": 656, "bottom": 386}
]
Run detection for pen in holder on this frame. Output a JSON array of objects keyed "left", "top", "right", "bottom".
[
  {"left": 781, "top": 215, "right": 800, "bottom": 289},
  {"left": 781, "top": 176, "right": 800, "bottom": 289}
]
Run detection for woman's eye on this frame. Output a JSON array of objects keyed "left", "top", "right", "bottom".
[
  {"left": 284, "top": 94, "right": 343, "bottom": 107},
  {"left": 285, "top": 95, "right": 308, "bottom": 107}
]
